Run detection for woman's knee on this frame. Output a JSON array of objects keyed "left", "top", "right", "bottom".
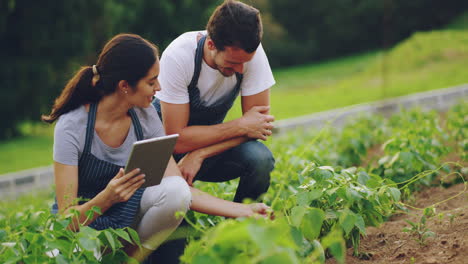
[{"left": 161, "top": 176, "right": 191, "bottom": 214}]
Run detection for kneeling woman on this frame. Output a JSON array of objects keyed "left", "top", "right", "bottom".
[{"left": 42, "top": 34, "right": 269, "bottom": 259}]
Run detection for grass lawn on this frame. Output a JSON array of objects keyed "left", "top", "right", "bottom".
[
  {"left": 0, "top": 123, "right": 54, "bottom": 175},
  {"left": 1, "top": 28, "right": 468, "bottom": 175},
  {"left": 227, "top": 30, "right": 468, "bottom": 120}
]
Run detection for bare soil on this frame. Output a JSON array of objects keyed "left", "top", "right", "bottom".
[{"left": 327, "top": 182, "right": 468, "bottom": 264}]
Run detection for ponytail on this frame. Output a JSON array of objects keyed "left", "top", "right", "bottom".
[
  {"left": 41, "top": 66, "right": 101, "bottom": 123},
  {"left": 42, "top": 33, "right": 159, "bottom": 124}
]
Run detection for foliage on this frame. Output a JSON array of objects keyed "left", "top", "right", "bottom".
[
  {"left": 0, "top": 0, "right": 218, "bottom": 139},
  {"left": 0, "top": 192, "right": 141, "bottom": 263},
  {"left": 373, "top": 109, "right": 451, "bottom": 189},
  {"left": 1, "top": 104, "right": 466, "bottom": 263},
  {"left": 446, "top": 102, "right": 468, "bottom": 161},
  {"left": 267, "top": 0, "right": 468, "bottom": 66}
]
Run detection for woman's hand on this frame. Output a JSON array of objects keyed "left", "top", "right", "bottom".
[
  {"left": 103, "top": 168, "right": 145, "bottom": 204},
  {"left": 178, "top": 151, "right": 205, "bottom": 186},
  {"left": 246, "top": 203, "right": 274, "bottom": 219}
]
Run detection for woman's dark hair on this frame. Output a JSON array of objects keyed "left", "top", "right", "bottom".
[
  {"left": 42, "top": 33, "right": 159, "bottom": 123},
  {"left": 206, "top": 0, "right": 263, "bottom": 53}
]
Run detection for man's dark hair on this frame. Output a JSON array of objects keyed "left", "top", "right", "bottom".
[{"left": 206, "top": 0, "right": 263, "bottom": 53}]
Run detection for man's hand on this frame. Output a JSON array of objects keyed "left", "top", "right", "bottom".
[
  {"left": 240, "top": 106, "right": 275, "bottom": 141},
  {"left": 178, "top": 151, "right": 205, "bottom": 186}
]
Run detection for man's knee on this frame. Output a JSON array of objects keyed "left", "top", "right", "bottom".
[{"left": 235, "top": 141, "right": 275, "bottom": 177}]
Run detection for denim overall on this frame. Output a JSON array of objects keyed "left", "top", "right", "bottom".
[{"left": 52, "top": 103, "right": 145, "bottom": 230}]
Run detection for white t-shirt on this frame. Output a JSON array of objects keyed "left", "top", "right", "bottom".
[{"left": 156, "top": 31, "right": 275, "bottom": 105}]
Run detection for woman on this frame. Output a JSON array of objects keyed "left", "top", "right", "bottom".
[{"left": 42, "top": 33, "right": 270, "bottom": 260}]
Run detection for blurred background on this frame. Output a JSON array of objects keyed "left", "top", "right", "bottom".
[{"left": 1, "top": 0, "right": 467, "bottom": 174}]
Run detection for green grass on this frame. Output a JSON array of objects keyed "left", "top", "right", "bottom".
[
  {"left": 2, "top": 20, "right": 468, "bottom": 175},
  {"left": 0, "top": 123, "right": 54, "bottom": 174},
  {"left": 227, "top": 29, "right": 468, "bottom": 120}
]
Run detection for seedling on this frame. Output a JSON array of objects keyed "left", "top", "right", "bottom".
[{"left": 403, "top": 207, "right": 436, "bottom": 245}]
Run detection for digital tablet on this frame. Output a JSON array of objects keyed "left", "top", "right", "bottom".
[{"left": 124, "top": 134, "right": 178, "bottom": 188}]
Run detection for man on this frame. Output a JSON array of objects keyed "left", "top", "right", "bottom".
[
  {"left": 148, "top": 1, "right": 276, "bottom": 262},
  {"left": 154, "top": 0, "right": 275, "bottom": 204}
]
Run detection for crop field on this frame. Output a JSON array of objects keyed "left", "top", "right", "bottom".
[{"left": 1, "top": 101, "right": 466, "bottom": 263}]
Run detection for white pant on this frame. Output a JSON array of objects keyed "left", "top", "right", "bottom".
[{"left": 135, "top": 176, "right": 191, "bottom": 250}]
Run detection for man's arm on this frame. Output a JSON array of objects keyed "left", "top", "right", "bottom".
[
  {"left": 242, "top": 89, "right": 270, "bottom": 115},
  {"left": 161, "top": 101, "right": 273, "bottom": 154}
]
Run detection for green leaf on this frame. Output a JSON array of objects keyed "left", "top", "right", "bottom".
[
  {"left": 300, "top": 208, "right": 325, "bottom": 240},
  {"left": 193, "top": 253, "right": 222, "bottom": 264},
  {"left": 309, "top": 189, "right": 322, "bottom": 201},
  {"left": 112, "top": 229, "right": 132, "bottom": 244},
  {"left": 297, "top": 190, "right": 322, "bottom": 206},
  {"left": 310, "top": 240, "right": 325, "bottom": 263},
  {"left": 339, "top": 211, "right": 356, "bottom": 236},
  {"left": 357, "top": 171, "right": 370, "bottom": 185},
  {"left": 0, "top": 230, "right": 6, "bottom": 242},
  {"left": 78, "top": 236, "right": 100, "bottom": 252},
  {"left": 296, "top": 192, "right": 310, "bottom": 206},
  {"left": 388, "top": 152, "right": 400, "bottom": 167},
  {"left": 345, "top": 188, "right": 362, "bottom": 202},
  {"left": 80, "top": 226, "right": 99, "bottom": 239},
  {"left": 423, "top": 231, "right": 436, "bottom": 239},
  {"left": 126, "top": 228, "right": 141, "bottom": 246},
  {"left": 290, "top": 206, "right": 307, "bottom": 227},
  {"left": 399, "top": 152, "right": 413, "bottom": 167},
  {"left": 85, "top": 210, "right": 94, "bottom": 220},
  {"left": 387, "top": 187, "right": 401, "bottom": 201},
  {"left": 91, "top": 206, "right": 102, "bottom": 216},
  {"left": 290, "top": 227, "right": 304, "bottom": 247},
  {"left": 46, "top": 239, "right": 71, "bottom": 255},
  {"left": 321, "top": 229, "right": 345, "bottom": 264},
  {"left": 259, "top": 249, "right": 299, "bottom": 264},
  {"left": 55, "top": 254, "right": 69, "bottom": 264},
  {"left": 354, "top": 215, "right": 366, "bottom": 235},
  {"left": 104, "top": 230, "right": 116, "bottom": 251}
]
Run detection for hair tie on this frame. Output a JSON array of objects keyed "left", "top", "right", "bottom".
[{"left": 91, "top": 65, "right": 100, "bottom": 87}]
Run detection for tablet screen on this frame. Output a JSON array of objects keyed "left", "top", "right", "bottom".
[{"left": 124, "top": 134, "right": 178, "bottom": 188}]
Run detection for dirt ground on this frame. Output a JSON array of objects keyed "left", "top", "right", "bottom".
[{"left": 327, "top": 181, "right": 468, "bottom": 264}]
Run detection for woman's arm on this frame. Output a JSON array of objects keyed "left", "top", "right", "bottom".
[
  {"left": 55, "top": 162, "right": 145, "bottom": 231},
  {"left": 163, "top": 157, "right": 270, "bottom": 218},
  {"left": 189, "top": 187, "right": 270, "bottom": 218}
]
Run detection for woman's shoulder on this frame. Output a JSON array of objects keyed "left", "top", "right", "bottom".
[{"left": 55, "top": 105, "right": 87, "bottom": 132}]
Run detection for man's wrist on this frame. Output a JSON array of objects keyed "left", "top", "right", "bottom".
[{"left": 232, "top": 117, "right": 247, "bottom": 137}]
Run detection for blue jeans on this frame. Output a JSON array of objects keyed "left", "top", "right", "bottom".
[{"left": 179, "top": 140, "right": 275, "bottom": 203}]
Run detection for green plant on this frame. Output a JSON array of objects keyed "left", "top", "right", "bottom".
[
  {"left": 0, "top": 204, "right": 141, "bottom": 263},
  {"left": 402, "top": 207, "right": 436, "bottom": 245}
]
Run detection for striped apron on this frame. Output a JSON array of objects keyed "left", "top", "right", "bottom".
[{"left": 52, "top": 103, "right": 145, "bottom": 230}]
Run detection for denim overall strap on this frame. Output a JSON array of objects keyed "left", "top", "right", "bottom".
[
  {"left": 186, "top": 35, "right": 242, "bottom": 126},
  {"left": 83, "top": 104, "right": 143, "bottom": 154}
]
